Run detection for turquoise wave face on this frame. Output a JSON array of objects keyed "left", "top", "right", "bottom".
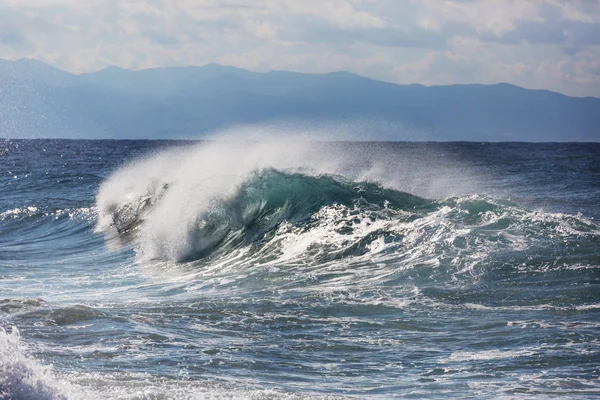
[{"left": 99, "top": 167, "right": 432, "bottom": 261}]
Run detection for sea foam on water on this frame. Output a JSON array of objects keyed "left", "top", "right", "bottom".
[{"left": 0, "top": 326, "right": 71, "bottom": 400}]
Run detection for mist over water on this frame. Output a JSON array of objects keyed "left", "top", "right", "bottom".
[{"left": 1, "top": 137, "right": 599, "bottom": 399}]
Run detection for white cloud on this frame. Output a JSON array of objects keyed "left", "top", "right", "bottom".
[{"left": 0, "top": 0, "right": 599, "bottom": 96}]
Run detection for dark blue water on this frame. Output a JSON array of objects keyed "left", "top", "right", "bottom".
[{"left": 1, "top": 139, "right": 599, "bottom": 399}]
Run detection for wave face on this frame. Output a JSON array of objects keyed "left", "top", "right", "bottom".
[
  {"left": 99, "top": 170, "right": 431, "bottom": 264},
  {"left": 95, "top": 141, "right": 462, "bottom": 263}
]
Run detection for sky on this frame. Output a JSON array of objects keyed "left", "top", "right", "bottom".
[{"left": 0, "top": 0, "right": 599, "bottom": 97}]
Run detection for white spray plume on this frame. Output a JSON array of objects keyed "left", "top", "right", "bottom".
[{"left": 96, "top": 126, "right": 478, "bottom": 262}]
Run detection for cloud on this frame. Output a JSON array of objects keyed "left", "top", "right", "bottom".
[{"left": 0, "top": 0, "right": 599, "bottom": 96}]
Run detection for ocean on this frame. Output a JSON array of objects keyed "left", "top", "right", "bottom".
[{"left": 1, "top": 139, "right": 599, "bottom": 399}]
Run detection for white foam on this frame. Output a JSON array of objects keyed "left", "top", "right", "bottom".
[
  {"left": 442, "top": 348, "right": 536, "bottom": 363},
  {"left": 0, "top": 326, "right": 74, "bottom": 400},
  {"left": 0, "top": 206, "right": 39, "bottom": 220},
  {"left": 63, "top": 372, "right": 343, "bottom": 400}
]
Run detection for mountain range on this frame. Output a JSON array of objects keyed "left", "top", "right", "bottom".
[{"left": 1, "top": 58, "right": 598, "bottom": 141}]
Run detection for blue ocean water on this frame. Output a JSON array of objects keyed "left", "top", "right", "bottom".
[{"left": 1, "top": 139, "right": 599, "bottom": 399}]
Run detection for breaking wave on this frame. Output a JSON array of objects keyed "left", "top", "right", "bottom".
[{"left": 95, "top": 141, "right": 600, "bottom": 288}]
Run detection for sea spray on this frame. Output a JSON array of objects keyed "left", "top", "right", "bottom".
[{"left": 95, "top": 140, "right": 479, "bottom": 263}]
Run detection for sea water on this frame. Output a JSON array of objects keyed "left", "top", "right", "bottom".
[{"left": 1, "top": 139, "right": 599, "bottom": 399}]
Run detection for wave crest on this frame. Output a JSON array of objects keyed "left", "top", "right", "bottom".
[{"left": 98, "top": 164, "right": 430, "bottom": 262}]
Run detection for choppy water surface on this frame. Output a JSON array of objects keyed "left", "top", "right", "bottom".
[{"left": 1, "top": 139, "right": 599, "bottom": 399}]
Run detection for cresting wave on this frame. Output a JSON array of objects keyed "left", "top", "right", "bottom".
[
  {"left": 94, "top": 141, "right": 425, "bottom": 263},
  {"left": 95, "top": 141, "right": 600, "bottom": 284}
]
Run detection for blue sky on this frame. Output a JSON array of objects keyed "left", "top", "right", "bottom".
[{"left": 0, "top": 0, "right": 599, "bottom": 97}]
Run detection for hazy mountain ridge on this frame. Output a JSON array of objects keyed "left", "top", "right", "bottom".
[{"left": 1, "top": 58, "right": 598, "bottom": 141}]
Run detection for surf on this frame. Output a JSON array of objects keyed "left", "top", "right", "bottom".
[
  {"left": 95, "top": 140, "right": 600, "bottom": 290},
  {"left": 95, "top": 140, "right": 431, "bottom": 262}
]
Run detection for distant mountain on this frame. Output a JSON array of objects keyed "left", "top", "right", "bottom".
[{"left": 1, "top": 58, "right": 599, "bottom": 141}]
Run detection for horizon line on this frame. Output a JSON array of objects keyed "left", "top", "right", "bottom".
[{"left": 2, "top": 137, "right": 600, "bottom": 144}]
